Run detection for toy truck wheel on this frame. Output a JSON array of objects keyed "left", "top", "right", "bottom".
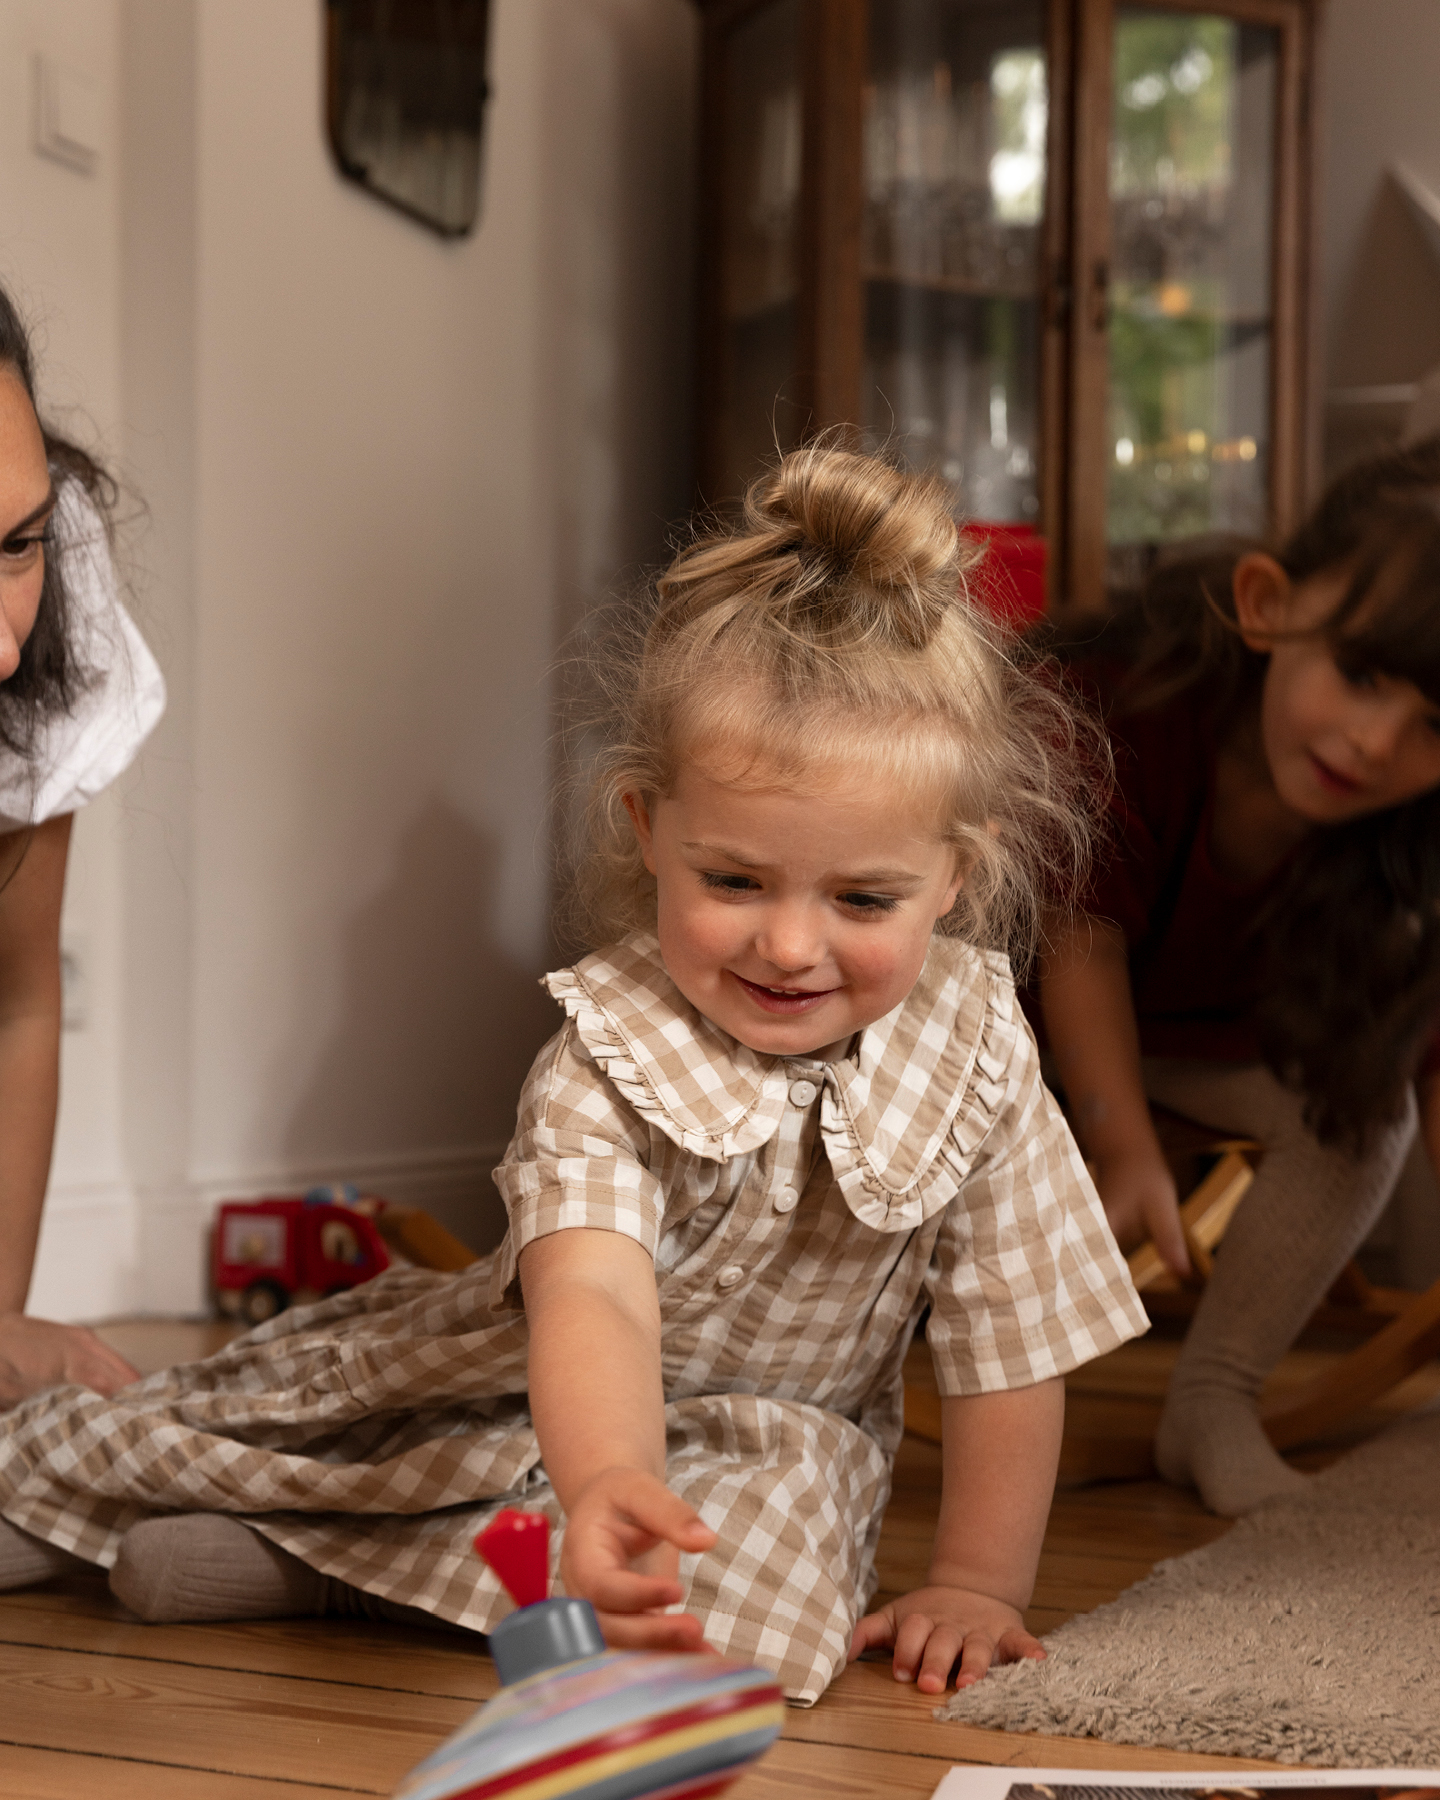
[{"left": 241, "top": 1279, "right": 288, "bottom": 1325}]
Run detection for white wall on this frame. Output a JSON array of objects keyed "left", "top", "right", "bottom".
[{"left": 3, "top": 0, "right": 697, "bottom": 1318}]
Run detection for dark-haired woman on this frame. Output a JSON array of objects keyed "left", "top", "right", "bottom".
[
  {"left": 1038, "top": 439, "right": 1440, "bottom": 1517},
  {"left": 1, "top": 284, "right": 164, "bottom": 1406}
]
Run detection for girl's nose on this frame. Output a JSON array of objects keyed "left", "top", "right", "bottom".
[
  {"left": 755, "top": 904, "right": 823, "bottom": 973},
  {"left": 0, "top": 610, "right": 20, "bottom": 682},
  {"left": 1349, "top": 700, "right": 1406, "bottom": 765}
]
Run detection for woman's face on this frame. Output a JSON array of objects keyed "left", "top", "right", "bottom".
[
  {"left": 0, "top": 365, "right": 55, "bottom": 683},
  {"left": 1235, "top": 555, "right": 1440, "bottom": 823}
]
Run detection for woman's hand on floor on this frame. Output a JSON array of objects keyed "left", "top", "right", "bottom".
[
  {"left": 848, "top": 1584, "right": 1045, "bottom": 1694},
  {"left": 560, "top": 1465, "right": 717, "bottom": 1653},
  {"left": 0, "top": 1313, "right": 139, "bottom": 1409}
]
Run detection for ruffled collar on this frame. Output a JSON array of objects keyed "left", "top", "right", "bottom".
[{"left": 542, "top": 932, "right": 1020, "bottom": 1232}]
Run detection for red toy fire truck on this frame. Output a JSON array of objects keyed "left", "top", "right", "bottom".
[{"left": 212, "top": 1188, "right": 390, "bottom": 1325}]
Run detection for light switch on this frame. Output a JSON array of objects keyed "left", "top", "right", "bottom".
[{"left": 33, "top": 55, "right": 100, "bottom": 176}]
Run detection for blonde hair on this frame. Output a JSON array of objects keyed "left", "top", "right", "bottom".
[{"left": 562, "top": 440, "right": 1104, "bottom": 962}]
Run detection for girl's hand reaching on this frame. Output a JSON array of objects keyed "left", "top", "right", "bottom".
[
  {"left": 1093, "top": 1143, "right": 1189, "bottom": 1277},
  {"left": 849, "top": 1584, "right": 1045, "bottom": 1694},
  {"left": 560, "top": 1465, "right": 717, "bottom": 1652}
]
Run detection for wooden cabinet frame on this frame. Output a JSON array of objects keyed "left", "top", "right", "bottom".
[{"left": 696, "top": 0, "right": 1321, "bottom": 614}]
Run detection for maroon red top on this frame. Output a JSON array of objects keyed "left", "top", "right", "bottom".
[{"left": 1023, "top": 668, "right": 1284, "bottom": 1063}]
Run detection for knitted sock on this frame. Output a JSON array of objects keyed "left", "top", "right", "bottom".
[
  {"left": 0, "top": 1517, "right": 86, "bottom": 1589},
  {"left": 109, "top": 1513, "right": 461, "bottom": 1631},
  {"left": 1145, "top": 1060, "right": 1415, "bottom": 1517}
]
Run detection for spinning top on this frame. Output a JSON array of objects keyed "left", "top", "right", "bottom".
[{"left": 391, "top": 1508, "right": 785, "bottom": 1800}]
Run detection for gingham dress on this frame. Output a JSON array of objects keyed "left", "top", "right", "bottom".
[{"left": 0, "top": 932, "right": 1145, "bottom": 1703}]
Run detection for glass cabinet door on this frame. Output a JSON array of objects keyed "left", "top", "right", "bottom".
[
  {"left": 704, "top": 0, "right": 805, "bottom": 505},
  {"left": 861, "top": 0, "right": 1051, "bottom": 525},
  {"left": 1105, "top": 9, "right": 1280, "bottom": 587}
]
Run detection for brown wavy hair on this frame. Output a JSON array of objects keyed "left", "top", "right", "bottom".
[
  {"left": 1071, "top": 437, "right": 1440, "bottom": 1148},
  {"left": 561, "top": 439, "right": 1105, "bottom": 965},
  {"left": 0, "top": 281, "right": 114, "bottom": 763}
]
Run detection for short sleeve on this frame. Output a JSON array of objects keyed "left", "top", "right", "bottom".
[
  {"left": 0, "top": 483, "right": 166, "bottom": 832},
  {"left": 489, "top": 1020, "right": 668, "bottom": 1306},
  {"left": 923, "top": 1024, "right": 1148, "bottom": 1395}
]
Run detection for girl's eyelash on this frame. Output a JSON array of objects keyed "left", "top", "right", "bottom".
[
  {"left": 699, "top": 871, "right": 756, "bottom": 893},
  {"left": 1, "top": 533, "right": 45, "bottom": 557},
  {"left": 839, "top": 892, "right": 899, "bottom": 914}
]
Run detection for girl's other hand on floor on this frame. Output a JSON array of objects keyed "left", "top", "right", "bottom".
[
  {"left": 0, "top": 1313, "right": 140, "bottom": 1410},
  {"left": 849, "top": 1584, "right": 1045, "bottom": 1694},
  {"left": 560, "top": 1465, "right": 717, "bottom": 1653},
  {"left": 1093, "top": 1146, "right": 1188, "bottom": 1276}
]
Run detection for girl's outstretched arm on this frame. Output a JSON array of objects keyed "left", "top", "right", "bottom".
[
  {"left": 519, "top": 1228, "right": 716, "bottom": 1650},
  {"left": 0, "top": 817, "right": 139, "bottom": 1406},
  {"left": 849, "top": 1379, "right": 1063, "bottom": 1693},
  {"left": 1039, "top": 911, "right": 1189, "bottom": 1276}
]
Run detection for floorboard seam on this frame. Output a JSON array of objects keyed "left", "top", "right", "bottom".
[
  {"left": 0, "top": 1736, "right": 382, "bottom": 1793},
  {"left": 0, "top": 1631, "right": 484, "bottom": 1701}
]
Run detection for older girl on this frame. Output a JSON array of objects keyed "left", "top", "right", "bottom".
[
  {"left": 0, "top": 443, "right": 1143, "bottom": 1703},
  {"left": 1039, "top": 439, "right": 1440, "bottom": 1518}
]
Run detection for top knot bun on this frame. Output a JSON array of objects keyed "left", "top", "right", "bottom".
[
  {"left": 656, "top": 440, "right": 976, "bottom": 652},
  {"left": 750, "top": 440, "right": 964, "bottom": 598}
]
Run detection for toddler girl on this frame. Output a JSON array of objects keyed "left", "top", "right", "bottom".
[
  {"left": 0, "top": 444, "right": 1144, "bottom": 1703},
  {"left": 1037, "top": 438, "right": 1440, "bottom": 1519}
]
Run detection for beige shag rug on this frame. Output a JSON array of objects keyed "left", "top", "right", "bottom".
[{"left": 939, "top": 1405, "right": 1440, "bottom": 1765}]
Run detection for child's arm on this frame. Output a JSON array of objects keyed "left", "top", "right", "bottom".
[
  {"left": 519, "top": 1227, "right": 716, "bottom": 1650},
  {"left": 1038, "top": 911, "right": 1189, "bottom": 1276},
  {"left": 849, "top": 1379, "right": 1063, "bottom": 1692}
]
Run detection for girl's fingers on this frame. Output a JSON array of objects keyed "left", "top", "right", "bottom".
[
  {"left": 595, "top": 1607, "right": 709, "bottom": 1652},
  {"left": 848, "top": 1608, "right": 896, "bottom": 1660},
  {"left": 581, "top": 1568, "right": 685, "bottom": 1615},
  {"left": 954, "top": 1629, "right": 999, "bottom": 1690},
  {"left": 618, "top": 1477, "right": 717, "bottom": 1553},
  {"left": 916, "top": 1626, "right": 966, "bottom": 1694},
  {"left": 996, "top": 1625, "right": 1047, "bottom": 1665},
  {"left": 890, "top": 1611, "right": 937, "bottom": 1682}
]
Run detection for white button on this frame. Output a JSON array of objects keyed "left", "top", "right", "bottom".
[
  {"left": 774, "top": 1187, "right": 798, "bottom": 1215},
  {"left": 717, "top": 1264, "right": 745, "bottom": 1289},
  {"left": 788, "top": 1078, "right": 817, "bottom": 1107}
]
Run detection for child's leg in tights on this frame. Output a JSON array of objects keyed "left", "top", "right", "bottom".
[
  {"left": 1141, "top": 1058, "right": 1415, "bottom": 1518},
  {"left": 0, "top": 1517, "right": 85, "bottom": 1586},
  {"left": 109, "top": 1515, "right": 456, "bottom": 1629}
]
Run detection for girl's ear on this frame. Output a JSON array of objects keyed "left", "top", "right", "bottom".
[
  {"left": 622, "top": 791, "right": 658, "bottom": 874},
  {"left": 1231, "top": 552, "right": 1293, "bottom": 652}
]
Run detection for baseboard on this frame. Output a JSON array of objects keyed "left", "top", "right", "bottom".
[{"left": 34, "top": 1146, "right": 511, "bottom": 1324}]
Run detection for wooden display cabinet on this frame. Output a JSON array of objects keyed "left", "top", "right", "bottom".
[{"left": 695, "top": 0, "right": 1321, "bottom": 614}]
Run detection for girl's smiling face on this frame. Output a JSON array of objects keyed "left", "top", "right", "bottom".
[
  {"left": 625, "top": 759, "right": 965, "bottom": 1060},
  {"left": 0, "top": 366, "right": 54, "bottom": 682},
  {"left": 1235, "top": 553, "right": 1440, "bottom": 824}
]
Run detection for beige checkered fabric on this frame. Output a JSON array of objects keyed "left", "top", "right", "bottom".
[{"left": 0, "top": 932, "right": 1143, "bottom": 1704}]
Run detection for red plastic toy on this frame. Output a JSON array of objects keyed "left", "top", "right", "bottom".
[{"left": 213, "top": 1190, "right": 390, "bottom": 1325}]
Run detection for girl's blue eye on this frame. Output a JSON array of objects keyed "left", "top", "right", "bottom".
[
  {"left": 839, "top": 891, "right": 899, "bottom": 914},
  {"left": 699, "top": 871, "right": 757, "bottom": 894}
]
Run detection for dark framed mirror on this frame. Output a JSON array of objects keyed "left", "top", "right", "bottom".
[{"left": 325, "top": 0, "right": 492, "bottom": 239}]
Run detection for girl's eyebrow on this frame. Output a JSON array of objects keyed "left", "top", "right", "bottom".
[
  {"left": 681, "top": 840, "right": 925, "bottom": 884},
  {"left": 2, "top": 485, "right": 58, "bottom": 539}
]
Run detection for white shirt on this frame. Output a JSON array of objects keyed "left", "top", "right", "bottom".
[{"left": 0, "top": 482, "right": 166, "bottom": 832}]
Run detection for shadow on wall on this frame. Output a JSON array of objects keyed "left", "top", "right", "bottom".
[{"left": 277, "top": 798, "right": 559, "bottom": 1255}]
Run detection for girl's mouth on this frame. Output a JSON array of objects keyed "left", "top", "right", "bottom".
[
  {"left": 731, "top": 973, "right": 838, "bottom": 1015},
  {"left": 1308, "top": 752, "right": 1363, "bottom": 797}
]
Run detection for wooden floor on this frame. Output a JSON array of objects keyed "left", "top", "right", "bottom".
[{"left": 2, "top": 1319, "right": 1437, "bottom": 1799}]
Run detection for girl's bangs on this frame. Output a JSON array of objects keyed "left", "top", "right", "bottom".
[{"left": 1331, "top": 521, "right": 1440, "bottom": 706}]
